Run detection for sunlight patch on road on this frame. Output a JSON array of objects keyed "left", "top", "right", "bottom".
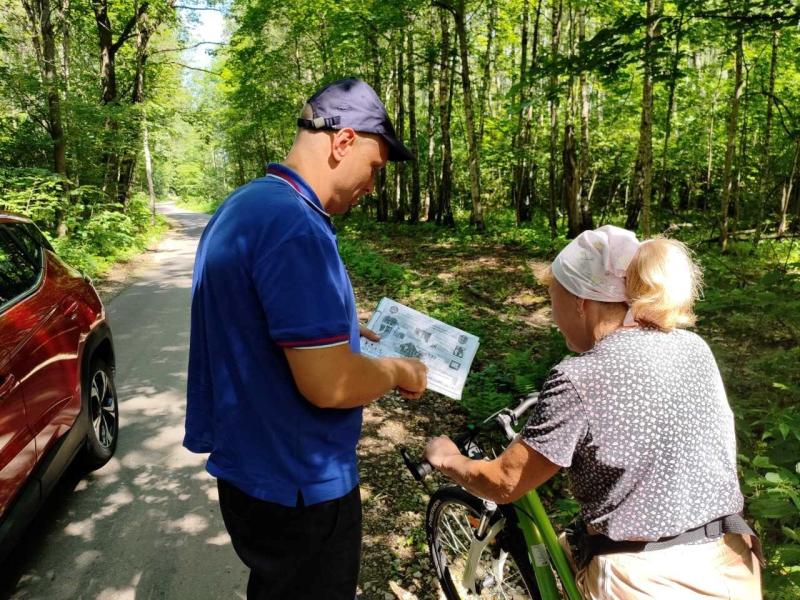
[
  {"left": 96, "top": 572, "right": 141, "bottom": 600},
  {"left": 205, "top": 531, "right": 231, "bottom": 546},
  {"left": 166, "top": 513, "right": 209, "bottom": 535}
]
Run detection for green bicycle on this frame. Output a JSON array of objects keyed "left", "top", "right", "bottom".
[{"left": 400, "top": 395, "right": 583, "bottom": 600}]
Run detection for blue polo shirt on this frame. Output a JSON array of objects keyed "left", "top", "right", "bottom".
[{"left": 184, "top": 163, "right": 362, "bottom": 507}]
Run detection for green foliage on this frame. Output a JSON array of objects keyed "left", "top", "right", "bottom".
[
  {"left": 0, "top": 167, "right": 165, "bottom": 277},
  {"left": 462, "top": 328, "right": 568, "bottom": 417},
  {"left": 338, "top": 236, "right": 412, "bottom": 297},
  {"left": 48, "top": 193, "right": 166, "bottom": 278},
  {"left": 691, "top": 241, "right": 800, "bottom": 598},
  {"left": 0, "top": 168, "right": 68, "bottom": 232}
]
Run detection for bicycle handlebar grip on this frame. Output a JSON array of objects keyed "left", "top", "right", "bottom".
[{"left": 400, "top": 447, "right": 434, "bottom": 481}]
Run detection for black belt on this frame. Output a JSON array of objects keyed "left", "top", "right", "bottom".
[{"left": 568, "top": 514, "right": 764, "bottom": 570}]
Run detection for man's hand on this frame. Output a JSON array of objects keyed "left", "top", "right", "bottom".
[
  {"left": 395, "top": 358, "right": 427, "bottom": 400},
  {"left": 359, "top": 324, "right": 380, "bottom": 342},
  {"left": 425, "top": 436, "right": 461, "bottom": 470}
]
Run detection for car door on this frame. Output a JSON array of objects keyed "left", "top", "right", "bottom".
[
  {"left": 0, "top": 223, "right": 84, "bottom": 460},
  {"left": 0, "top": 224, "right": 41, "bottom": 517}
]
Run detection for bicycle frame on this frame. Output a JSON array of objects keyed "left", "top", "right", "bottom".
[
  {"left": 512, "top": 489, "right": 582, "bottom": 600},
  {"left": 402, "top": 394, "right": 586, "bottom": 599}
]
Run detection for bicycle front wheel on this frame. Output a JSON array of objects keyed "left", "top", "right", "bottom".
[{"left": 426, "top": 486, "right": 539, "bottom": 600}]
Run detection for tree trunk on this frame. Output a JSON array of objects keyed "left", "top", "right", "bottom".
[
  {"left": 142, "top": 110, "right": 156, "bottom": 225},
  {"left": 563, "top": 1, "right": 581, "bottom": 237},
  {"left": 92, "top": 0, "right": 148, "bottom": 203},
  {"left": 547, "top": 0, "right": 562, "bottom": 237},
  {"left": 578, "top": 5, "right": 593, "bottom": 231},
  {"left": 453, "top": 0, "right": 484, "bottom": 230},
  {"left": 23, "top": 0, "right": 67, "bottom": 178},
  {"left": 658, "top": 12, "right": 684, "bottom": 211},
  {"left": 777, "top": 139, "right": 799, "bottom": 237},
  {"left": 368, "top": 32, "right": 388, "bottom": 222},
  {"left": 394, "top": 30, "right": 406, "bottom": 221},
  {"left": 511, "top": 0, "right": 530, "bottom": 225},
  {"left": 703, "top": 68, "right": 723, "bottom": 210},
  {"left": 755, "top": 28, "right": 779, "bottom": 244},
  {"left": 517, "top": 0, "right": 543, "bottom": 225},
  {"left": 436, "top": 10, "right": 455, "bottom": 227},
  {"left": 117, "top": 9, "right": 153, "bottom": 207},
  {"left": 563, "top": 123, "right": 580, "bottom": 237},
  {"left": 626, "top": 0, "right": 657, "bottom": 236},
  {"left": 59, "top": 0, "right": 69, "bottom": 92},
  {"left": 425, "top": 20, "right": 437, "bottom": 222},
  {"left": 733, "top": 61, "right": 751, "bottom": 230},
  {"left": 513, "top": 0, "right": 531, "bottom": 224},
  {"left": 407, "top": 27, "right": 421, "bottom": 223},
  {"left": 720, "top": 24, "right": 744, "bottom": 252},
  {"left": 478, "top": 0, "right": 497, "bottom": 148}
]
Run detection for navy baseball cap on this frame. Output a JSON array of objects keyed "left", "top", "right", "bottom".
[{"left": 297, "top": 78, "right": 414, "bottom": 162}]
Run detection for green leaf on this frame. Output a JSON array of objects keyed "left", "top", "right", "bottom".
[
  {"left": 783, "top": 526, "right": 800, "bottom": 543},
  {"left": 765, "top": 472, "right": 782, "bottom": 484},
  {"left": 752, "top": 456, "right": 772, "bottom": 468},
  {"left": 749, "top": 495, "right": 798, "bottom": 519}
]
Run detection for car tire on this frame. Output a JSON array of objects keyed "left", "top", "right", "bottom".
[{"left": 81, "top": 356, "right": 119, "bottom": 471}]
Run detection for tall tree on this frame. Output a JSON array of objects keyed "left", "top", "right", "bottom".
[
  {"left": 547, "top": 0, "right": 563, "bottom": 237},
  {"left": 394, "top": 28, "right": 407, "bottom": 222},
  {"left": 117, "top": 8, "right": 155, "bottom": 207},
  {"left": 22, "top": 0, "right": 66, "bottom": 179},
  {"left": 754, "top": 28, "right": 779, "bottom": 244},
  {"left": 477, "top": 0, "right": 497, "bottom": 147},
  {"left": 512, "top": 0, "right": 530, "bottom": 224},
  {"left": 577, "top": 2, "right": 593, "bottom": 230},
  {"left": 452, "top": 0, "right": 485, "bottom": 230},
  {"left": 658, "top": 9, "right": 685, "bottom": 211},
  {"left": 407, "top": 25, "right": 421, "bottom": 223},
  {"left": 626, "top": 0, "right": 657, "bottom": 236},
  {"left": 720, "top": 16, "right": 745, "bottom": 251},
  {"left": 435, "top": 8, "right": 455, "bottom": 227},
  {"left": 424, "top": 20, "right": 437, "bottom": 221},
  {"left": 91, "top": 0, "right": 148, "bottom": 200}
]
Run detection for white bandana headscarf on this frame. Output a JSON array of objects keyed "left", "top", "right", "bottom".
[{"left": 551, "top": 225, "right": 641, "bottom": 303}]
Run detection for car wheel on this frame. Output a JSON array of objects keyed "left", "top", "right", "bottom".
[{"left": 81, "top": 357, "right": 119, "bottom": 471}]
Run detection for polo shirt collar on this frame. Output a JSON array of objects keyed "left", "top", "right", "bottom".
[{"left": 266, "top": 163, "right": 330, "bottom": 220}]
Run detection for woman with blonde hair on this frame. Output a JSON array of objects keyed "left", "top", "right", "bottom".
[{"left": 425, "top": 225, "right": 762, "bottom": 599}]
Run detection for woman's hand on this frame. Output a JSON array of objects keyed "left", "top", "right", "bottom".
[{"left": 425, "top": 436, "right": 461, "bottom": 470}]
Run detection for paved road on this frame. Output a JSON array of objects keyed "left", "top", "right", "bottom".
[{"left": 0, "top": 204, "right": 247, "bottom": 600}]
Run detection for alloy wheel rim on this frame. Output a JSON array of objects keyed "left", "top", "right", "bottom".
[{"left": 90, "top": 370, "right": 117, "bottom": 449}]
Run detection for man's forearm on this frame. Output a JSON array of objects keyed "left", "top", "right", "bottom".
[
  {"left": 324, "top": 353, "right": 414, "bottom": 408},
  {"left": 285, "top": 343, "right": 425, "bottom": 409}
]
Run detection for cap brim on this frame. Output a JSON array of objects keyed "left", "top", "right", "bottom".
[{"left": 382, "top": 134, "right": 415, "bottom": 162}]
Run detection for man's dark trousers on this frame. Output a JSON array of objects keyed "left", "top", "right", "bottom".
[{"left": 218, "top": 479, "right": 362, "bottom": 599}]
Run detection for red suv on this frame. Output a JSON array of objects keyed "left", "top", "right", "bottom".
[{"left": 0, "top": 212, "right": 118, "bottom": 562}]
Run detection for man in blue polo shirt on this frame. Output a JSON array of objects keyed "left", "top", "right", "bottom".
[{"left": 184, "top": 78, "right": 427, "bottom": 599}]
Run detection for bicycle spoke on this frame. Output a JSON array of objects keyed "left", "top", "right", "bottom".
[{"left": 441, "top": 511, "right": 469, "bottom": 554}]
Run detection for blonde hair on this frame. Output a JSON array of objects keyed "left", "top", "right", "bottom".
[
  {"left": 534, "top": 263, "right": 555, "bottom": 287},
  {"left": 625, "top": 238, "right": 702, "bottom": 331}
]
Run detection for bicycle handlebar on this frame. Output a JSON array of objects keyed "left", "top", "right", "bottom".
[{"left": 400, "top": 393, "right": 539, "bottom": 482}]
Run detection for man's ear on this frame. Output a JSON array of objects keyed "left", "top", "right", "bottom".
[{"left": 331, "top": 128, "right": 357, "bottom": 162}]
